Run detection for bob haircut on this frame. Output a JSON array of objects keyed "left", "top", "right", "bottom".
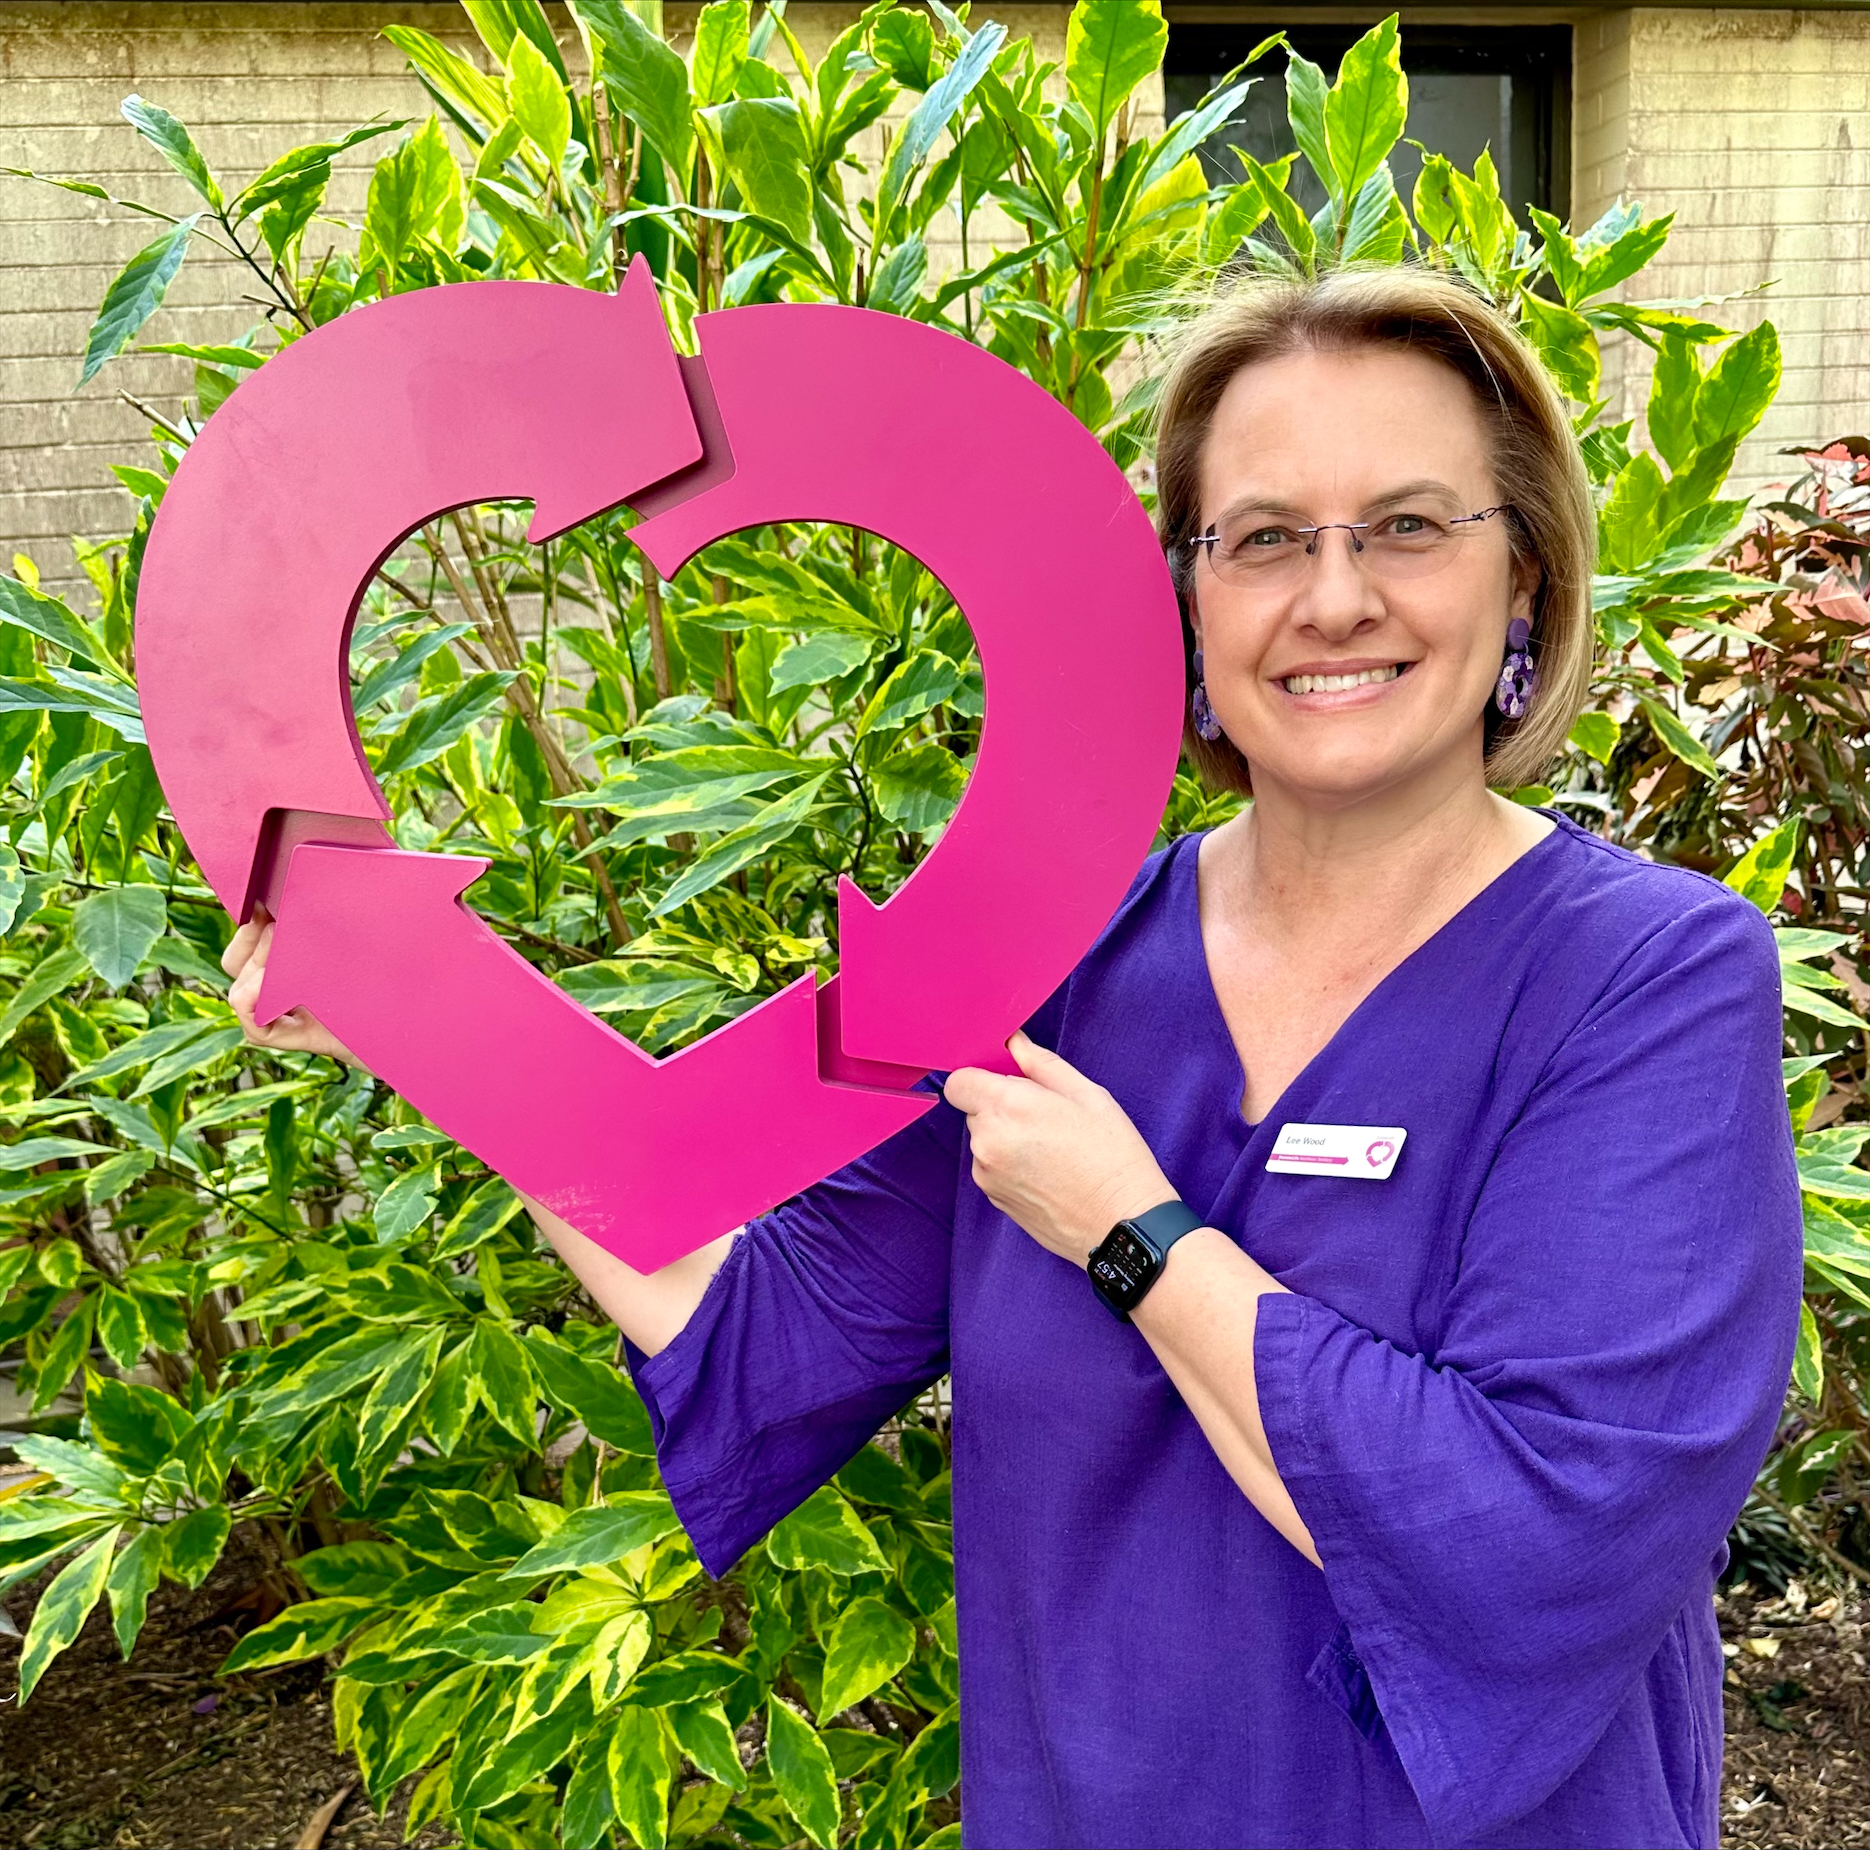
[{"left": 1152, "top": 267, "right": 1596, "bottom": 795}]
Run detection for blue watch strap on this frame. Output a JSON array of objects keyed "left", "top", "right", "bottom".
[{"left": 1129, "top": 1198, "right": 1205, "bottom": 1258}]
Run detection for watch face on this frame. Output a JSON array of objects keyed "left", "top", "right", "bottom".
[{"left": 1090, "top": 1224, "right": 1156, "bottom": 1312}]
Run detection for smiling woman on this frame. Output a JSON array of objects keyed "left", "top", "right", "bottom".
[{"left": 222, "top": 261, "right": 1806, "bottom": 1848}]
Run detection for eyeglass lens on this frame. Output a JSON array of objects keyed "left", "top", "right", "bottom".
[{"left": 1198, "top": 508, "right": 1506, "bottom": 588}]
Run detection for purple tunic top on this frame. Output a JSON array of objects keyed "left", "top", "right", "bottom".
[{"left": 634, "top": 816, "right": 1802, "bottom": 1849}]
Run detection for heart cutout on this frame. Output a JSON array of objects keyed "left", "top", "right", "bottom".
[{"left": 136, "top": 263, "right": 1183, "bottom": 1268}]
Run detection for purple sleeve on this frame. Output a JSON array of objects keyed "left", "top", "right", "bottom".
[
  {"left": 630, "top": 1088, "right": 961, "bottom": 1576},
  {"left": 1255, "top": 895, "right": 1802, "bottom": 1845}
]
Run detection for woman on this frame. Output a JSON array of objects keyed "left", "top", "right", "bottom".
[{"left": 228, "top": 269, "right": 1803, "bottom": 1849}]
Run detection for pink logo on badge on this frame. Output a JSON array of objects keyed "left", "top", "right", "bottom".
[{"left": 1365, "top": 1140, "right": 1396, "bottom": 1169}]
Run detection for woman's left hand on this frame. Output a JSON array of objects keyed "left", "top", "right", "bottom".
[{"left": 943, "top": 1032, "right": 1178, "bottom": 1265}]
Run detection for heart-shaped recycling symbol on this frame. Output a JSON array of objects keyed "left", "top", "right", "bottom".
[{"left": 135, "top": 261, "right": 1183, "bottom": 1269}]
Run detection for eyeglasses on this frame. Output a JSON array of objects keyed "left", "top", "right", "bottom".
[{"left": 1182, "top": 505, "right": 1514, "bottom": 590}]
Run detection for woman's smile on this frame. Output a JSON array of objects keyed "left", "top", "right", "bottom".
[{"left": 1274, "top": 659, "right": 1413, "bottom": 703}]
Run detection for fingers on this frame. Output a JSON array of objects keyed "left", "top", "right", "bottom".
[
  {"left": 1004, "top": 1031, "right": 1101, "bottom": 1098},
  {"left": 220, "top": 906, "right": 271, "bottom": 980},
  {"left": 940, "top": 1065, "right": 1026, "bottom": 1117}
]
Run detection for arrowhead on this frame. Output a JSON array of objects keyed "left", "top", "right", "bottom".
[
  {"left": 256, "top": 846, "right": 487, "bottom": 1026},
  {"left": 257, "top": 843, "right": 934, "bottom": 1272}
]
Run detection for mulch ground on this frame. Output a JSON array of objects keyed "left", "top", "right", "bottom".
[
  {"left": 0, "top": 1530, "right": 439, "bottom": 1850},
  {"left": 1721, "top": 1580, "right": 1870, "bottom": 1848},
  {"left": 1, "top": 1546, "right": 1867, "bottom": 1849}
]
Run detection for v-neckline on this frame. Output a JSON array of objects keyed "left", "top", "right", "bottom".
[{"left": 1176, "top": 815, "right": 1575, "bottom": 1134}]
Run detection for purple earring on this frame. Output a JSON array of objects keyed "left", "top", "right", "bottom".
[
  {"left": 1494, "top": 618, "right": 1537, "bottom": 719},
  {"left": 1191, "top": 650, "right": 1223, "bottom": 742}
]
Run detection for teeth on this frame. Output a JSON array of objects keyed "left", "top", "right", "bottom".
[{"left": 1282, "top": 664, "right": 1403, "bottom": 695}]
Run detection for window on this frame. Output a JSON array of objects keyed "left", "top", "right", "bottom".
[{"left": 1165, "top": 24, "right": 1572, "bottom": 229}]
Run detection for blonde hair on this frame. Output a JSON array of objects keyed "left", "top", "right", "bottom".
[{"left": 1152, "top": 266, "right": 1596, "bottom": 793}]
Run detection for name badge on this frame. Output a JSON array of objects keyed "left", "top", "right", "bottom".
[{"left": 1266, "top": 1123, "right": 1406, "bottom": 1180}]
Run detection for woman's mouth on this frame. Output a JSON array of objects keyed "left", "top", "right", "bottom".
[{"left": 1280, "top": 663, "right": 1408, "bottom": 696}]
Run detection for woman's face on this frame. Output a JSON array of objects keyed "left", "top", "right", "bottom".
[{"left": 1190, "top": 344, "right": 1537, "bottom": 813}]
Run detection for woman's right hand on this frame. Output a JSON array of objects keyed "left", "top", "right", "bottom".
[{"left": 222, "top": 904, "right": 361, "bottom": 1068}]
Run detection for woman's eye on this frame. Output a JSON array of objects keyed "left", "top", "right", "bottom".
[
  {"left": 1383, "top": 513, "right": 1440, "bottom": 539},
  {"left": 1241, "top": 526, "right": 1290, "bottom": 549}
]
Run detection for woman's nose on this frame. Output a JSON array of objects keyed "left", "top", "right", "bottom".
[{"left": 1290, "top": 528, "right": 1387, "bottom": 636}]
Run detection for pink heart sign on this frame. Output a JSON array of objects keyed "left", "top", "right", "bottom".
[{"left": 135, "top": 261, "right": 1184, "bottom": 1269}]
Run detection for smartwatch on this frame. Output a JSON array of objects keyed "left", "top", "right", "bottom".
[{"left": 1087, "top": 1199, "right": 1207, "bottom": 1320}]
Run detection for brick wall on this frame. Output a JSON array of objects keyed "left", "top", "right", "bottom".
[
  {"left": 0, "top": 2, "right": 1103, "bottom": 598},
  {"left": 1572, "top": 7, "right": 1870, "bottom": 493}
]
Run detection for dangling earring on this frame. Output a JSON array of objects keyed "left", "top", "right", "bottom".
[
  {"left": 1191, "top": 649, "right": 1223, "bottom": 742},
  {"left": 1494, "top": 618, "right": 1537, "bottom": 719}
]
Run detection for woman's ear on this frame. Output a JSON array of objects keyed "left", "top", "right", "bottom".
[{"left": 1509, "top": 555, "right": 1540, "bottom": 626}]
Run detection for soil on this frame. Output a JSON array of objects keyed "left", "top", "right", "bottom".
[
  {"left": 0, "top": 1528, "right": 440, "bottom": 1850},
  {"left": 1721, "top": 1581, "right": 1870, "bottom": 1848},
  {"left": 0, "top": 1545, "right": 1867, "bottom": 1849}
]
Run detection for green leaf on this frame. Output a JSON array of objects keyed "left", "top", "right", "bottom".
[
  {"left": 232, "top": 123, "right": 403, "bottom": 221},
  {"left": 1567, "top": 711, "right": 1619, "bottom": 765},
  {"left": 1781, "top": 984, "right": 1867, "bottom": 1030},
  {"left": 0, "top": 575, "right": 114, "bottom": 670},
  {"left": 0, "top": 1136, "right": 101, "bottom": 1172},
  {"left": 607, "top": 1703, "right": 676, "bottom": 1850},
  {"left": 1065, "top": 0, "right": 1167, "bottom": 144},
  {"left": 764, "top": 1696, "right": 840, "bottom": 1849},
  {"left": 357, "top": 1326, "right": 445, "bottom": 1460},
  {"left": 523, "top": 1328, "right": 653, "bottom": 1453},
  {"left": 457, "top": 1684, "right": 593, "bottom": 1812},
  {"left": 768, "top": 632, "right": 874, "bottom": 692},
  {"left": 898, "top": 1701, "right": 960, "bottom": 1798},
  {"left": 105, "top": 1524, "right": 163, "bottom": 1658},
  {"left": 0, "top": 947, "right": 90, "bottom": 1048},
  {"left": 717, "top": 98, "right": 814, "bottom": 244},
  {"left": 1793, "top": 1299, "right": 1824, "bottom": 1401},
  {"left": 85, "top": 1374, "right": 189, "bottom": 1476},
  {"left": 667, "top": 1697, "right": 745, "bottom": 1788},
  {"left": 859, "top": 650, "right": 962, "bottom": 736},
  {"left": 261, "top": 1324, "right": 429, "bottom": 1420},
  {"left": 71, "top": 885, "right": 167, "bottom": 989},
  {"left": 875, "top": 21, "right": 1006, "bottom": 232},
  {"left": 296, "top": 1541, "right": 413, "bottom": 1599},
  {"left": 94, "top": 1287, "right": 147, "bottom": 1369},
  {"left": 373, "top": 1162, "right": 442, "bottom": 1242},
  {"left": 130, "top": 1025, "right": 244, "bottom": 1098},
  {"left": 872, "top": 742, "right": 968, "bottom": 831},
  {"left": 17, "top": 1526, "right": 120, "bottom": 1703},
  {"left": 162, "top": 1505, "right": 231, "bottom": 1589},
  {"left": 589, "top": 1609, "right": 655, "bottom": 1707},
  {"left": 220, "top": 1595, "right": 378, "bottom": 1673},
  {"left": 121, "top": 97, "right": 221, "bottom": 207},
  {"left": 11, "top": 1434, "right": 128, "bottom": 1501},
  {"left": 1722, "top": 819, "right": 1802, "bottom": 914},
  {"left": 1579, "top": 213, "right": 1673, "bottom": 300},
  {"left": 1636, "top": 697, "right": 1719, "bottom": 781},
  {"left": 507, "top": 1628, "right": 605, "bottom": 1740},
  {"left": 1517, "top": 291, "right": 1600, "bottom": 405},
  {"left": 470, "top": 1319, "right": 539, "bottom": 1446},
  {"left": 80, "top": 216, "right": 200, "bottom": 388},
  {"left": 365, "top": 117, "right": 465, "bottom": 282},
  {"left": 502, "top": 1493, "right": 682, "bottom": 1579},
  {"left": 507, "top": 30, "right": 572, "bottom": 174},
  {"left": 433, "top": 1175, "right": 524, "bottom": 1261},
  {"left": 1694, "top": 323, "right": 1781, "bottom": 457},
  {"left": 573, "top": 0, "right": 694, "bottom": 175},
  {"left": 693, "top": 0, "right": 751, "bottom": 107},
  {"left": 32, "top": 1297, "right": 97, "bottom": 1412},
  {"left": 563, "top": 1738, "right": 617, "bottom": 1849},
  {"left": 766, "top": 1485, "right": 888, "bottom": 1576},
  {"left": 1322, "top": 17, "right": 1405, "bottom": 208},
  {"left": 651, "top": 773, "right": 828, "bottom": 916},
  {"left": 352, "top": 623, "right": 475, "bottom": 711},
  {"left": 1283, "top": 53, "right": 1332, "bottom": 196},
  {"left": 1646, "top": 332, "right": 1700, "bottom": 474},
  {"left": 819, "top": 1595, "right": 916, "bottom": 1717},
  {"left": 374, "top": 672, "right": 514, "bottom": 776}
]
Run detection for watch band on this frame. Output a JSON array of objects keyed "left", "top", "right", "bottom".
[{"left": 1087, "top": 1198, "right": 1207, "bottom": 1320}]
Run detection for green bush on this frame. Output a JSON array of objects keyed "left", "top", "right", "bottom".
[{"left": 0, "top": 3, "right": 1862, "bottom": 1844}]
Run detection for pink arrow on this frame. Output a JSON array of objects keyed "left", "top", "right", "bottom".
[
  {"left": 629, "top": 306, "right": 1184, "bottom": 1076},
  {"left": 257, "top": 846, "right": 930, "bottom": 1267},
  {"left": 137, "top": 262, "right": 702, "bottom": 918}
]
